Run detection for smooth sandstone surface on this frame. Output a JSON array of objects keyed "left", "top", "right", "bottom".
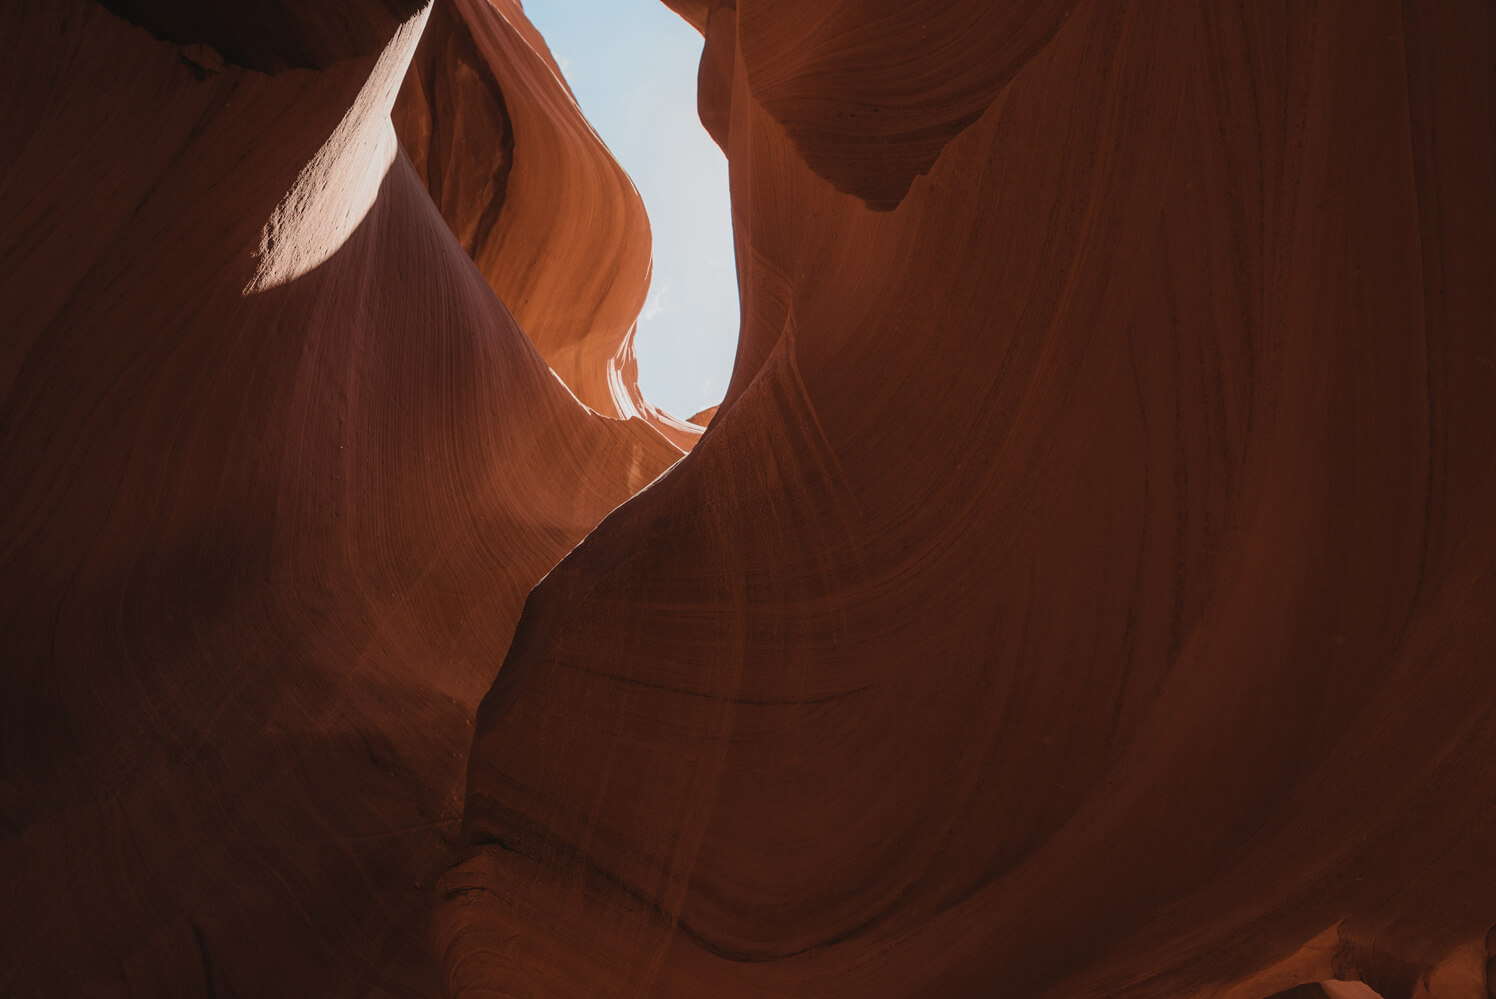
[
  {"left": 391, "top": 0, "right": 702, "bottom": 447},
  {"left": 0, "top": 0, "right": 679, "bottom": 994},
  {"left": 2, "top": 0, "right": 1494, "bottom": 998},
  {"left": 440, "top": 1, "right": 1496, "bottom": 997}
]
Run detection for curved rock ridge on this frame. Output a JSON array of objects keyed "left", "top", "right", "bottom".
[
  {"left": 703, "top": 0, "right": 1079, "bottom": 211},
  {"left": 393, "top": 0, "right": 705, "bottom": 444},
  {"left": 4, "top": 0, "right": 1494, "bottom": 996},
  {"left": 392, "top": 0, "right": 516, "bottom": 284},
  {"left": 439, "top": 0, "right": 1496, "bottom": 997},
  {"left": 0, "top": 0, "right": 680, "bottom": 993}
]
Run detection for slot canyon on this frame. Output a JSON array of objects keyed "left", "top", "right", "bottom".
[{"left": 1, "top": 0, "right": 1493, "bottom": 996}]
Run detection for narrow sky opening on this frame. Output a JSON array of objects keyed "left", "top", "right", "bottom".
[{"left": 522, "top": 0, "right": 739, "bottom": 420}]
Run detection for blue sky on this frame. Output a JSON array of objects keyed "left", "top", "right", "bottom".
[{"left": 521, "top": 0, "right": 739, "bottom": 418}]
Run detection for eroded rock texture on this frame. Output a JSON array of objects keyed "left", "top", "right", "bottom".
[
  {"left": 438, "top": 1, "right": 1496, "bottom": 998},
  {"left": 2, "top": 0, "right": 1494, "bottom": 998},
  {"left": 0, "top": 0, "right": 682, "bottom": 993},
  {"left": 391, "top": 0, "right": 701, "bottom": 447}
]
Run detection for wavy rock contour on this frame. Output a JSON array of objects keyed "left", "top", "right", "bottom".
[
  {"left": 2, "top": 1, "right": 1494, "bottom": 998},
  {"left": 0, "top": 0, "right": 679, "bottom": 993},
  {"left": 437, "top": 1, "right": 1496, "bottom": 997}
]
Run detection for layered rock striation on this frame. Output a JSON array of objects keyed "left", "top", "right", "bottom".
[
  {"left": 1, "top": 1, "right": 1493, "bottom": 998},
  {"left": 0, "top": 0, "right": 681, "bottom": 993},
  {"left": 439, "top": 1, "right": 1496, "bottom": 997}
]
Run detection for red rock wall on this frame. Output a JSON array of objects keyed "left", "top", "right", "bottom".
[
  {"left": 2, "top": 0, "right": 1494, "bottom": 997},
  {"left": 0, "top": 0, "right": 679, "bottom": 993},
  {"left": 437, "top": 1, "right": 1496, "bottom": 997},
  {"left": 391, "top": 0, "right": 702, "bottom": 447}
]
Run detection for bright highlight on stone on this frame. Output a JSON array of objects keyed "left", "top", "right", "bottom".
[{"left": 1, "top": 1, "right": 1493, "bottom": 997}]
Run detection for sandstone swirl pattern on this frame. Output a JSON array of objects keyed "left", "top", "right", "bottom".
[
  {"left": 1, "top": 2, "right": 1494, "bottom": 999},
  {"left": 0, "top": 0, "right": 680, "bottom": 993},
  {"left": 439, "top": 2, "right": 1496, "bottom": 997}
]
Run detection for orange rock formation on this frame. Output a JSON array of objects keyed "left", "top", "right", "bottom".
[
  {"left": 438, "top": 2, "right": 1496, "bottom": 996},
  {"left": 1, "top": 0, "right": 679, "bottom": 993},
  {"left": 2, "top": 1, "right": 1493, "bottom": 998}
]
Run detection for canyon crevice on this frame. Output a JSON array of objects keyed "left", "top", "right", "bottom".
[{"left": 2, "top": 1, "right": 1493, "bottom": 997}]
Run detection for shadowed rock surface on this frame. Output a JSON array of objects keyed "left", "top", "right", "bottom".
[
  {"left": 438, "top": 1, "right": 1496, "bottom": 997},
  {"left": 91, "top": 0, "right": 429, "bottom": 71},
  {"left": 0, "top": 0, "right": 679, "bottom": 993},
  {"left": 2, "top": 0, "right": 1494, "bottom": 998}
]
